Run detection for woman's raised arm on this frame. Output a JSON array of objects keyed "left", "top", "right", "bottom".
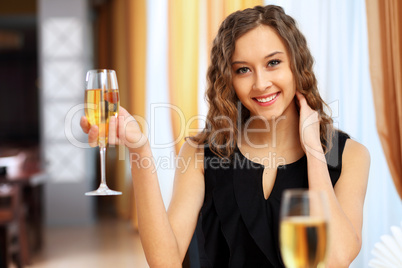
[{"left": 81, "top": 107, "right": 205, "bottom": 267}]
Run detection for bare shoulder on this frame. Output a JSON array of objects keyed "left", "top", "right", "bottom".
[
  {"left": 343, "top": 138, "right": 370, "bottom": 169},
  {"left": 179, "top": 139, "right": 204, "bottom": 158},
  {"left": 170, "top": 140, "right": 205, "bottom": 204},
  {"left": 171, "top": 140, "right": 205, "bottom": 198},
  {"left": 177, "top": 139, "right": 205, "bottom": 174},
  {"left": 335, "top": 138, "right": 370, "bottom": 195}
]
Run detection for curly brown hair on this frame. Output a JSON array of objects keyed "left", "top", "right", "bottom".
[{"left": 190, "top": 5, "right": 333, "bottom": 158}]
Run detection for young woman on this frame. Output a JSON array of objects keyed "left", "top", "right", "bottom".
[{"left": 81, "top": 5, "right": 370, "bottom": 268}]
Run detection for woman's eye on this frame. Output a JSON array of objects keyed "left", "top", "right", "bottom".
[
  {"left": 236, "top": 67, "right": 250, "bottom": 74},
  {"left": 268, "top": 59, "right": 281, "bottom": 67}
]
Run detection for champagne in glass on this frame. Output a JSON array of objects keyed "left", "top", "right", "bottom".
[
  {"left": 279, "top": 189, "right": 329, "bottom": 268},
  {"left": 84, "top": 69, "right": 122, "bottom": 196}
]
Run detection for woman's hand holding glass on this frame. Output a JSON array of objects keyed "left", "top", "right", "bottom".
[
  {"left": 80, "top": 107, "right": 147, "bottom": 150},
  {"left": 82, "top": 69, "right": 147, "bottom": 196}
]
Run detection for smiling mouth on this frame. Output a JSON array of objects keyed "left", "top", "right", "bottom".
[{"left": 254, "top": 93, "right": 279, "bottom": 103}]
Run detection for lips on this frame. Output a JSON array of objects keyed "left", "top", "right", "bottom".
[{"left": 253, "top": 92, "right": 280, "bottom": 105}]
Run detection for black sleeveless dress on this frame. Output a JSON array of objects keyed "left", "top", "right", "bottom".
[{"left": 195, "top": 130, "right": 350, "bottom": 268}]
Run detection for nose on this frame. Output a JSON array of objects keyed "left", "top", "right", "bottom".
[{"left": 253, "top": 70, "right": 272, "bottom": 91}]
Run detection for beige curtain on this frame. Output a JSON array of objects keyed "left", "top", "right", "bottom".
[
  {"left": 125, "top": 0, "right": 147, "bottom": 230},
  {"left": 207, "top": 0, "right": 263, "bottom": 59},
  {"left": 366, "top": 0, "right": 402, "bottom": 199},
  {"left": 111, "top": 0, "right": 131, "bottom": 221},
  {"left": 168, "top": 0, "right": 200, "bottom": 154},
  {"left": 95, "top": 0, "right": 147, "bottom": 226}
]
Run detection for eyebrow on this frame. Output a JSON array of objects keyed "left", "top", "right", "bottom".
[{"left": 231, "top": 51, "right": 284, "bottom": 66}]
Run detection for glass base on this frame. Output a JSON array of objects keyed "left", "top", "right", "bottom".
[{"left": 85, "top": 184, "right": 122, "bottom": 196}]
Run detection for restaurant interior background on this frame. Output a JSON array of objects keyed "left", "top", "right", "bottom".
[{"left": 0, "top": 0, "right": 401, "bottom": 267}]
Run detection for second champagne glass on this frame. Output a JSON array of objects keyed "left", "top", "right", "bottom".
[
  {"left": 279, "top": 189, "right": 329, "bottom": 268},
  {"left": 84, "top": 69, "right": 122, "bottom": 196}
]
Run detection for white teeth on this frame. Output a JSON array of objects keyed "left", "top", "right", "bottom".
[{"left": 256, "top": 93, "right": 277, "bottom": 103}]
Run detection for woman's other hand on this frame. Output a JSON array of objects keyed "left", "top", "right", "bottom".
[{"left": 295, "top": 91, "right": 323, "bottom": 155}]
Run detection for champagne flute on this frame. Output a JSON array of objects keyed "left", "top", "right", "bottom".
[
  {"left": 279, "top": 189, "right": 329, "bottom": 268},
  {"left": 84, "top": 69, "right": 122, "bottom": 196}
]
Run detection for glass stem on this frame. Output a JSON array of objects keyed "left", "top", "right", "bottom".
[{"left": 99, "top": 146, "right": 107, "bottom": 187}]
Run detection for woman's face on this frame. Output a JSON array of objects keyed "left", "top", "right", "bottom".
[{"left": 231, "top": 25, "right": 296, "bottom": 121}]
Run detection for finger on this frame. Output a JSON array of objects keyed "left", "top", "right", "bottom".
[
  {"left": 118, "top": 106, "right": 130, "bottom": 117},
  {"left": 87, "top": 125, "right": 99, "bottom": 147},
  {"left": 304, "top": 110, "right": 320, "bottom": 126},
  {"left": 295, "top": 91, "right": 307, "bottom": 105},
  {"left": 118, "top": 114, "right": 126, "bottom": 143},
  {"left": 109, "top": 116, "right": 118, "bottom": 145},
  {"left": 296, "top": 91, "right": 316, "bottom": 113},
  {"left": 80, "top": 116, "right": 90, "bottom": 134}
]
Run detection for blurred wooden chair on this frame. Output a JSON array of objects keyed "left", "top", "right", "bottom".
[{"left": 0, "top": 183, "right": 30, "bottom": 267}]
